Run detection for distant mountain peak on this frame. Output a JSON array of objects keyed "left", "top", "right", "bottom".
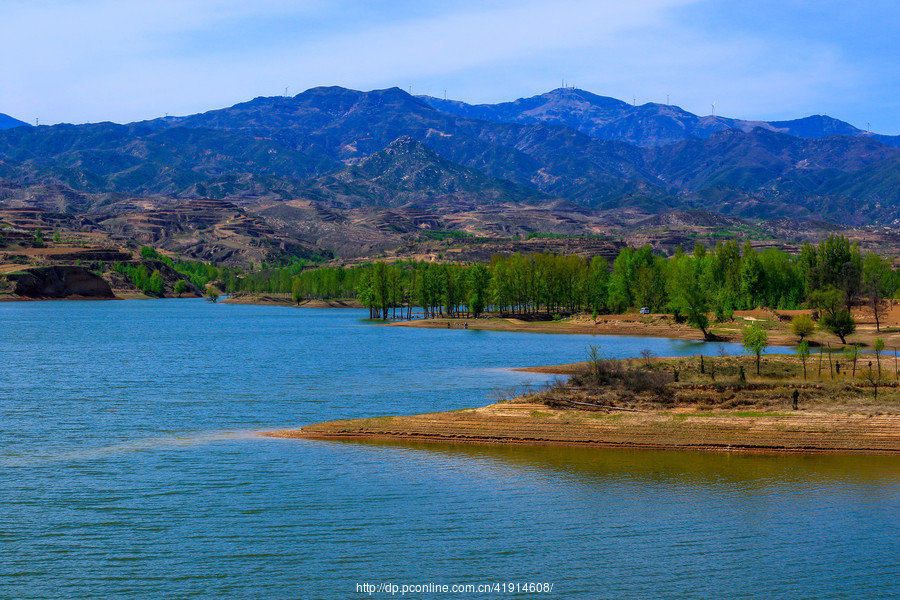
[
  {"left": 420, "top": 89, "right": 898, "bottom": 148},
  {"left": 0, "top": 113, "right": 31, "bottom": 130}
]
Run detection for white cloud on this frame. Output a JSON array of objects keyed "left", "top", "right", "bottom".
[{"left": 0, "top": 0, "right": 891, "bottom": 132}]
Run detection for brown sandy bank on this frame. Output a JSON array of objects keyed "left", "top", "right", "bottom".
[
  {"left": 389, "top": 306, "right": 900, "bottom": 349},
  {"left": 390, "top": 315, "right": 715, "bottom": 341},
  {"left": 268, "top": 402, "right": 900, "bottom": 455},
  {"left": 221, "top": 294, "right": 363, "bottom": 308}
]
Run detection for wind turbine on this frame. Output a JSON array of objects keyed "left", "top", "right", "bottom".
[{"left": 711, "top": 101, "right": 717, "bottom": 117}]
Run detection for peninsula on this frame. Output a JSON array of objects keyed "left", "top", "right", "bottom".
[{"left": 269, "top": 354, "right": 900, "bottom": 454}]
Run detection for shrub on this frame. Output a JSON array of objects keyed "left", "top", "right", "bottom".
[{"left": 790, "top": 314, "right": 816, "bottom": 341}]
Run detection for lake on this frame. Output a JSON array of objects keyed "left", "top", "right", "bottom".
[{"left": 2, "top": 300, "right": 898, "bottom": 599}]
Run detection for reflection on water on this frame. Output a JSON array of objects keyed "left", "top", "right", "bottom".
[{"left": 338, "top": 438, "right": 900, "bottom": 489}]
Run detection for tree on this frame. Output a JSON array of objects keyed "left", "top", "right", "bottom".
[
  {"left": 740, "top": 242, "right": 765, "bottom": 309},
  {"left": 205, "top": 286, "right": 220, "bottom": 303},
  {"left": 357, "top": 271, "right": 377, "bottom": 318},
  {"left": 860, "top": 366, "right": 880, "bottom": 401},
  {"left": 863, "top": 253, "right": 892, "bottom": 331},
  {"left": 467, "top": 263, "right": 490, "bottom": 317},
  {"left": 875, "top": 337, "right": 885, "bottom": 378},
  {"left": 608, "top": 247, "right": 636, "bottom": 312},
  {"left": 790, "top": 314, "right": 815, "bottom": 341},
  {"left": 797, "top": 340, "right": 810, "bottom": 380},
  {"left": 843, "top": 343, "right": 861, "bottom": 376},
  {"left": 371, "top": 262, "right": 391, "bottom": 319},
  {"left": 821, "top": 310, "right": 856, "bottom": 344},
  {"left": 668, "top": 255, "right": 711, "bottom": 339},
  {"left": 585, "top": 256, "right": 609, "bottom": 315},
  {"left": 173, "top": 280, "right": 188, "bottom": 297},
  {"left": 742, "top": 323, "right": 768, "bottom": 375},
  {"left": 291, "top": 277, "right": 304, "bottom": 305},
  {"left": 148, "top": 269, "right": 164, "bottom": 296},
  {"left": 809, "top": 285, "right": 843, "bottom": 319},
  {"left": 585, "top": 344, "right": 604, "bottom": 386}
]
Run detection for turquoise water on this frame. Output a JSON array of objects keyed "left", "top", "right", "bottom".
[{"left": 2, "top": 300, "right": 898, "bottom": 599}]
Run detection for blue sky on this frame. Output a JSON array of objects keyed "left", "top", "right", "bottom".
[{"left": 2, "top": 0, "right": 898, "bottom": 133}]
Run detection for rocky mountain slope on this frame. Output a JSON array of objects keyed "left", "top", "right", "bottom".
[
  {"left": 420, "top": 88, "right": 900, "bottom": 148},
  {"left": 2, "top": 86, "right": 900, "bottom": 264}
]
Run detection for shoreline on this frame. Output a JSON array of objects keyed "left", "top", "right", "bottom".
[
  {"left": 389, "top": 315, "right": 728, "bottom": 341},
  {"left": 0, "top": 294, "right": 123, "bottom": 302},
  {"left": 221, "top": 295, "right": 364, "bottom": 308},
  {"left": 389, "top": 311, "right": 900, "bottom": 349},
  {"left": 267, "top": 401, "right": 900, "bottom": 455},
  {"left": 270, "top": 352, "right": 900, "bottom": 455}
]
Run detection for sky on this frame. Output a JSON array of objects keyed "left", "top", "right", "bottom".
[{"left": 2, "top": 0, "right": 898, "bottom": 133}]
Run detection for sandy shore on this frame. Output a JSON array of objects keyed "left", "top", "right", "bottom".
[
  {"left": 391, "top": 308, "right": 900, "bottom": 349},
  {"left": 221, "top": 295, "right": 363, "bottom": 308},
  {"left": 268, "top": 401, "right": 900, "bottom": 454}
]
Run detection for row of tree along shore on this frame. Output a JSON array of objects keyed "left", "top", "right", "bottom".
[{"left": 159, "top": 234, "right": 897, "bottom": 340}]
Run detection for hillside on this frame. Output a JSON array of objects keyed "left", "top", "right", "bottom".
[
  {"left": 298, "top": 136, "right": 547, "bottom": 209},
  {"left": 3, "top": 86, "right": 900, "bottom": 264}
]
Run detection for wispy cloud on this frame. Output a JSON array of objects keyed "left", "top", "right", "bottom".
[{"left": 0, "top": 0, "right": 895, "bottom": 132}]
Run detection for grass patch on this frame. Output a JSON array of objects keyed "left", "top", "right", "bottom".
[
  {"left": 675, "top": 412, "right": 717, "bottom": 419},
  {"left": 586, "top": 413, "right": 623, "bottom": 421},
  {"left": 733, "top": 411, "right": 792, "bottom": 417},
  {"left": 530, "top": 410, "right": 553, "bottom": 418}
]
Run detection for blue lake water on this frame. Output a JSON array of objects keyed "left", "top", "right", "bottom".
[{"left": 2, "top": 300, "right": 898, "bottom": 599}]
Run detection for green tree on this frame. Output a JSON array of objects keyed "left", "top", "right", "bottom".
[
  {"left": 148, "top": 269, "right": 164, "bottom": 295},
  {"left": 291, "top": 277, "right": 304, "bottom": 305},
  {"left": 740, "top": 242, "right": 765, "bottom": 309},
  {"left": 173, "top": 280, "right": 188, "bottom": 297},
  {"left": 608, "top": 247, "right": 636, "bottom": 312},
  {"left": 205, "top": 286, "right": 220, "bottom": 303},
  {"left": 797, "top": 340, "right": 810, "bottom": 380},
  {"left": 371, "top": 262, "right": 391, "bottom": 319},
  {"left": 790, "top": 314, "right": 816, "bottom": 341},
  {"left": 467, "top": 263, "right": 491, "bottom": 317},
  {"left": 668, "top": 255, "right": 711, "bottom": 339},
  {"left": 585, "top": 256, "right": 609, "bottom": 314},
  {"left": 742, "top": 323, "right": 768, "bottom": 375},
  {"left": 357, "top": 270, "right": 376, "bottom": 318},
  {"left": 809, "top": 285, "right": 843, "bottom": 318},
  {"left": 821, "top": 310, "right": 856, "bottom": 344}
]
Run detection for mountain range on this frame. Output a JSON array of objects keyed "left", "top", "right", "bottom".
[
  {"left": 2, "top": 85, "right": 900, "bottom": 256},
  {"left": 0, "top": 113, "right": 30, "bottom": 130},
  {"left": 420, "top": 88, "right": 900, "bottom": 148}
]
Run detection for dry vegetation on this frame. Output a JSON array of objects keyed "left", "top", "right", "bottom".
[{"left": 525, "top": 351, "right": 900, "bottom": 415}]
